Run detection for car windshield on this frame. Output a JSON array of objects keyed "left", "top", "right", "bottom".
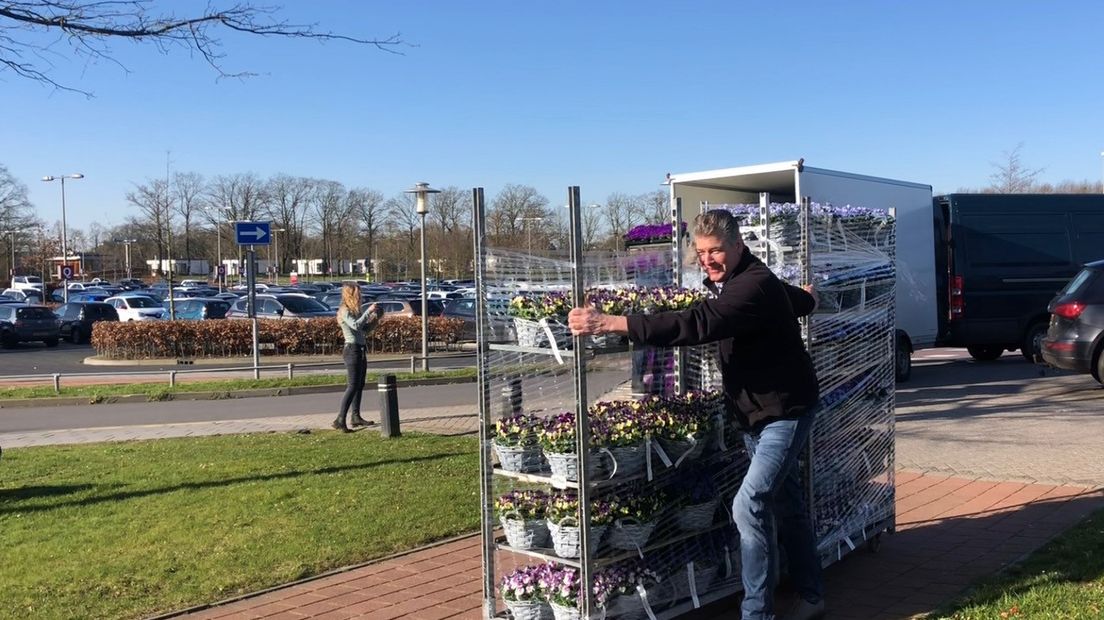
[
  {"left": 126, "top": 296, "right": 162, "bottom": 308},
  {"left": 16, "top": 307, "right": 54, "bottom": 320},
  {"left": 277, "top": 296, "right": 329, "bottom": 313},
  {"left": 1059, "top": 269, "right": 1095, "bottom": 296},
  {"left": 23, "top": 276, "right": 42, "bottom": 284}
]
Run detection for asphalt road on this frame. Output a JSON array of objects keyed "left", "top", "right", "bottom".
[{"left": 0, "top": 340, "right": 476, "bottom": 377}]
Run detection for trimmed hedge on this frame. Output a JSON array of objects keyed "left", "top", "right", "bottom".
[{"left": 91, "top": 317, "right": 466, "bottom": 360}]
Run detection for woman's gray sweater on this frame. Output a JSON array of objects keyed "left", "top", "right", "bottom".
[{"left": 338, "top": 306, "right": 380, "bottom": 345}]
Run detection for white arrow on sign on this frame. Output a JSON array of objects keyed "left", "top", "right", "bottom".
[{"left": 240, "top": 226, "right": 268, "bottom": 241}]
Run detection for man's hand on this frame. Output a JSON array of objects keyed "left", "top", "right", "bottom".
[
  {"left": 802, "top": 284, "right": 819, "bottom": 312},
  {"left": 568, "top": 306, "right": 605, "bottom": 336}
]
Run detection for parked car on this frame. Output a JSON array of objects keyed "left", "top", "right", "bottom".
[
  {"left": 69, "top": 292, "right": 111, "bottom": 303},
  {"left": 0, "top": 304, "right": 60, "bottom": 347},
  {"left": 105, "top": 295, "right": 168, "bottom": 321},
  {"left": 1, "top": 288, "right": 44, "bottom": 304},
  {"left": 117, "top": 278, "right": 146, "bottom": 290},
  {"left": 1041, "top": 259, "right": 1104, "bottom": 383},
  {"left": 373, "top": 298, "right": 446, "bottom": 318},
  {"left": 226, "top": 294, "right": 336, "bottom": 319},
  {"left": 173, "top": 298, "right": 232, "bottom": 320},
  {"left": 53, "top": 302, "right": 119, "bottom": 343},
  {"left": 11, "top": 275, "right": 44, "bottom": 292}
]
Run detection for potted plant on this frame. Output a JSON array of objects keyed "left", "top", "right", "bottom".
[
  {"left": 545, "top": 492, "right": 618, "bottom": 559},
  {"left": 540, "top": 564, "right": 582, "bottom": 620},
  {"left": 673, "top": 468, "right": 720, "bottom": 532},
  {"left": 495, "top": 489, "right": 551, "bottom": 550},
  {"left": 606, "top": 491, "right": 667, "bottom": 552},
  {"left": 501, "top": 563, "right": 555, "bottom": 620},
  {"left": 594, "top": 561, "right": 665, "bottom": 618},
  {"left": 508, "top": 291, "right": 571, "bottom": 348},
  {"left": 653, "top": 392, "right": 717, "bottom": 465},
  {"left": 493, "top": 412, "right": 543, "bottom": 473},
  {"left": 589, "top": 400, "right": 651, "bottom": 478},
  {"left": 537, "top": 412, "right": 610, "bottom": 483}
]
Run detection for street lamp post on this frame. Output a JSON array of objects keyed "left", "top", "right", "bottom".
[
  {"left": 516, "top": 217, "right": 544, "bottom": 255},
  {"left": 405, "top": 182, "right": 440, "bottom": 373},
  {"left": 42, "top": 173, "right": 84, "bottom": 303},
  {"left": 273, "top": 228, "right": 286, "bottom": 283},
  {"left": 1, "top": 230, "right": 16, "bottom": 280},
  {"left": 114, "top": 239, "right": 137, "bottom": 280},
  {"left": 205, "top": 205, "right": 231, "bottom": 292}
]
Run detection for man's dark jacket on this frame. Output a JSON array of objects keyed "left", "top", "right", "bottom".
[{"left": 625, "top": 246, "right": 819, "bottom": 431}]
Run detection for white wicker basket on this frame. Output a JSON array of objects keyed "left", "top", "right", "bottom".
[
  {"left": 545, "top": 449, "right": 611, "bottom": 483},
  {"left": 548, "top": 517, "right": 608, "bottom": 559},
  {"left": 500, "top": 514, "right": 551, "bottom": 550},
  {"left": 494, "top": 442, "right": 544, "bottom": 473},
  {"left": 675, "top": 499, "right": 719, "bottom": 532},
  {"left": 606, "top": 518, "right": 657, "bottom": 552},
  {"left": 504, "top": 599, "right": 551, "bottom": 620},
  {"left": 549, "top": 602, "right": 581, "bottom": 620}
]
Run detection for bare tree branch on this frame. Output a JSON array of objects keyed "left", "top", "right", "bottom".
[{"left": 0, "top": 1, "right": 409, "bottom": 95}]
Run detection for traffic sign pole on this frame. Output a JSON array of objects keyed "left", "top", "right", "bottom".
[{"left": 246, "top": 249, "right": 260, "bottom": 379}]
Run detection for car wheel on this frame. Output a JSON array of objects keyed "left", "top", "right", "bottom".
[
  {"left": 1094, "top": 348, "right": 1104, "bottom": 385},
  {"left": 44, "top": 337, "right": 59, "bottom": 348},
  {"left": 967, "top": 345, "right": 1004, "bottom": 361},
  {"left": 1021, "top": 322, "right": 1048, "bottom": 363}
]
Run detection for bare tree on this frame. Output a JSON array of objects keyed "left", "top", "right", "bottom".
[
  {"left": 383, "top": 193, "right": 419, "bottom": 280},
  {"left": 264, "top": 174, "right": 315, "bottom": 275},
  {"left": 206, "top": 173, "right": 266, "bottom": 272},
  {"left": 487, "top": 184, "right": 551, "bottom": 247},
  {"left": 347, "top": 187, "right": 385, "bottom": 278},
  {"left": 582, "top": 204, "right": 604, "bottom": 251},
  {"left": 603, "top": 192, "right": 637, "bottom": 251},
  {"left": 987, "top": 143, "right": 1045, "bottom": 193},
  {"left": 126, "top": 179, "right": 171, "bottom": 273},
  {"left": 173, "top": 171, "right": 205, "bottom": 266},
  {"left": 310, "top": 180, "right": 351, "bottom": 276},
  {"left": 638, "top": 189, "right": 670, "bottom": 224},
  {"left": 0, "top": 1, "right": 407, "bottom": 95}
]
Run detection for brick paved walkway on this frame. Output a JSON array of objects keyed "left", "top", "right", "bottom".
[{"left": 170, "top": 471, "right": 1104, "bottom": 620}]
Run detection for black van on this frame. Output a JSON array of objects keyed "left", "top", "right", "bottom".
[{"left": 934, "top": 194, "right": 1104, "bottom": 361}]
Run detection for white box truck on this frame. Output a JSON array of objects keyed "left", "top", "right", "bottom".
[{"left": 665, "top": 159, "right": 938, "bottom": 381}]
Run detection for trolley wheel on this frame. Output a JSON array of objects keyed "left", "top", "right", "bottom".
[{"left": 866, "top": 533, "right": 882, "bottom": 553}]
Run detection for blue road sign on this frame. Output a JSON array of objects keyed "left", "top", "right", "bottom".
[
  {"left": 235, "top": 221, "right": 271, "bottom": 246},
  {"left": 61, "top": 266, "right": 74, "bottom": 280}
]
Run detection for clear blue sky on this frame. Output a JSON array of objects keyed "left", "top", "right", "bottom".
[{"left": 5, "top": 0, "right": 1104, "bottom": 233}]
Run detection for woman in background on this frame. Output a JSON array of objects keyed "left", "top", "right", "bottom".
[{"left": 334, "top": 283, "right": 382, "bottom": 432}]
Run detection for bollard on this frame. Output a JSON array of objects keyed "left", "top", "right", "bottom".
[
  {"left": 378, "top": 374, "right": 401, "bottom": 437},
  {"left": 499, "top": 375, "right": 523, "bottom": 417},
  {"left": 52, "top": 373, "right": 61, "bottom": 394},
  {"left": 410, "top": 355, "right": 416, "bottom": 374},
  {"left": 287, "top": 363, "right": 294, "bottom": 380},
  {"left": 169, "top": 371, "right": 176, "bottom": 388}
]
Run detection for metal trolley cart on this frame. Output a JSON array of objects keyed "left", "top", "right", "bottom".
[{"left": 472, "top": 187, "right": 895, "bottom": 619}]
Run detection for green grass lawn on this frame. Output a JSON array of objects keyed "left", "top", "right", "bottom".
[
  {"left": 0, "top": 432, "right": 480, "bottom": 619},
  {"left": 0, "top": 367, "right": 476, "bottom": 401},
  {"left": 931, "top": 508, "right": 1104, "bottom": 619}
]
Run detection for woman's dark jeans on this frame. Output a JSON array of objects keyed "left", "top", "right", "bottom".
[{"left": 337, "top": 344, "right": 368, "bottom": 423}]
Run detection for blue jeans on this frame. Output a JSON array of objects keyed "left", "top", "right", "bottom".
[{"left": 733, "top": 413, "right": 822, "bottom": 619}]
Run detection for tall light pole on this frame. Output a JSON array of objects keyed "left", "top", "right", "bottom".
[
  {"left": 205, "top": 205, "right": 231, "bottom": 292},
  {"left": 114, "top": 239, "right": 137, "bottom": 280},
  {"left": 405, "top": 182, "right": 440, "bottom": 372},
  {"left": 1, "top": 230, "right": 16, "bottom": 280},
  {"left": 516, "top": 217, "right": 544, "bottom": 255},
  {"left": 273, "top": 228, "right": 286, "bottom": 283},
  {"left": 1099, "top": 151, "right": 1104, "bottom": 195},
  {"left": 42, "top": 173, "right": 84, "bottom": 303}
]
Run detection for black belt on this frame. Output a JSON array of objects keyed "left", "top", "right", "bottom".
[{"left": 344, "top": 343, "right": 366, "bottom": 349}]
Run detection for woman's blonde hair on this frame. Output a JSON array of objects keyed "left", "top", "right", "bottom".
[{"left": 340, "top": 283, "right": 361, "bottom": 316}]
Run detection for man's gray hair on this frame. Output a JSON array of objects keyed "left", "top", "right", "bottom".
[{"left": 694, "top": 209, "right": 742, "bottom": 243}]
